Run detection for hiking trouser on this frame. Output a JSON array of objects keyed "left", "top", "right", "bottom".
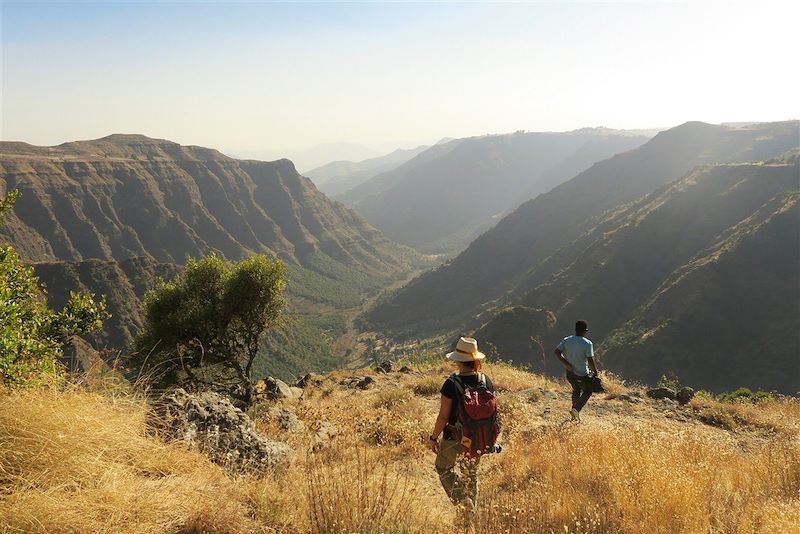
[
  {"left": 566, "top": 371, "right": 593, "bottom": 411},
  {"left": 435, "top": 438, "right": 479, "bottom": 509}
]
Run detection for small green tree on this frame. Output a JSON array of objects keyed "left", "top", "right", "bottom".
[
  {"left": 0, "top": 190, "right": 108, "bottom": 388},
  {"left": 132, "top": 253, "right": 286, "bottom": 404}
]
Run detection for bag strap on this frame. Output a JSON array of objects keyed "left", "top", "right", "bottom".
[
  {"left": 448, "top": 374, "right": 465, "bottom": 396},
  {"left": 478, "top": 373, "right": 486, "bottom": 387}
]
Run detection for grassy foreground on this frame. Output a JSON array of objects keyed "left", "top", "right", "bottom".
[{"left": 1, "top": 362, "right": 798, "bottom": 533}]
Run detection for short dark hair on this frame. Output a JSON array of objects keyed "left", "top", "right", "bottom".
[{"left": 575, "top": 320, "right": 588, "bottom": 335}]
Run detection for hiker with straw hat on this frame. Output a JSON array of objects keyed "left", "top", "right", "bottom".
[{"left": 428, "top": 337, "right": 499, "bottom": 512}]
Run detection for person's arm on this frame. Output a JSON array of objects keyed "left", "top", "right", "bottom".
[
  {"left": 555, "top": 347, "right": 574, "bottom": 373},
  {"left": 429, "top": 395, "right": 453, "bottom": 452},
  {"left": 587, "top": 341, "right": 598, "bottom": 375}
]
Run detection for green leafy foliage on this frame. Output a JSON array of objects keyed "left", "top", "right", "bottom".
[
  {"left": 656, "top": 373, "right": 680, "bottom": 391},
  {"left": 717, "top": 387, "right": 774, "bottom": 404},
  {"left": 132, "top": 253, "right": 286, "bottom": 403},
  {"left": 0, "top": 191, "right": 108, "bottom": 388}
]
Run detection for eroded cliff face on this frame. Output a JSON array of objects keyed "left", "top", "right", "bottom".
[
  {"left": 1, "top": 135, "right": 419, "bottom": 377},
  {"left": 0, "top": 134, "right": 415, "bottom": 275}
]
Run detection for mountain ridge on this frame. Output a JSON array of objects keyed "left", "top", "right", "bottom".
[{"left": 367, "top": 121, "right": 800, "bottom": 338}]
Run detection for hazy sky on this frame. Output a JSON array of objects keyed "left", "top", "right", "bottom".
[{"left": 2, "top": 1, "right": 798, "bottom": 162}]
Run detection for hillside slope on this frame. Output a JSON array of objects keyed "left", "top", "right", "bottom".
[
  {"left": 474, "top": 160, "right": 799, "bottom": 392},
  {"left": 0, "top": 134, "right": 421, "bottom": 377},
  {"left": 305, "top": 145, "right": 429, "bottom": 196},
  {"left": 340, "top": 129, "right": 651, "bottom": 254},
  {"left": 3, "top": 362, "right": 798, "bottom": 533},
  {"left": 369, "top": 121, "right": 799, "bottom": 338}
]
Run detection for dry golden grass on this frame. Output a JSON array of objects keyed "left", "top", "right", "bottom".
[
  {"left": 2, "top": 365, "right": 798, "bottom": 533},
  {"left": 0, "top": 385, "right": 259, "bottom": 533}
]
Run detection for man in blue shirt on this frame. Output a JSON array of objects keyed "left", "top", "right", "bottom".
[{"left": 555, "top": 320, "right": 598, "bottom": 421}]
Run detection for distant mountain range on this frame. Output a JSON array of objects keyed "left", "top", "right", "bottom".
[
  {"left": 337, "top": 128, "right": 653, "bottom": 255},
  {"left": 226, "top": 142, "right": 383, "bottom": 173},
  {"left": 367, "top": 121, "right": 799, "bottom": 392},
  {"left": 304, "top": 145, "right": 429, "bottom": 197},
  {"left": 0, "top": 134, "right": 421, "bottom": 378}
]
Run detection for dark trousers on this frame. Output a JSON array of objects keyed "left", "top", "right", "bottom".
[{"left": 566, "top": 371, "right": 593, "bottom": 411}]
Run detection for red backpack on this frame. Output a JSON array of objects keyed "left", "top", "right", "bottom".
[{"left": 449, "top": 373, "right": 500, "bottom": 458}]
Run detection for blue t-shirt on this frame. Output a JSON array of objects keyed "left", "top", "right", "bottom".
[{"left": 557, "top": 335, "right": 594, "bottom": 377}]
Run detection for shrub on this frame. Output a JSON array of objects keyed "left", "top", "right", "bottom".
[
  {"left": 0, "top": 191, "right": 107, "bottom": 388},
  {"left": 717, "top": 387, "right": 774, "bottom": 404},
  {"left": 132, "top": 253, "right": 286, "bottom": 404}
]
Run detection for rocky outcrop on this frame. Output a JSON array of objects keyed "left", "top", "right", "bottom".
[
  {"left": 646, "top": 388, "right": 677, "bottom": 401},
  {"left": 676, "top": 387, "right": 696, "bottom": 405},
  {"left": 254, "top": 377, "right": 303, "bottom": 400},
  {"left": 151, "top": 388, "right": 290, "bottom": 473}
]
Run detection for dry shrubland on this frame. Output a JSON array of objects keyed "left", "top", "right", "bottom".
[{"left": 1, "top": 361, "right": 798, "bottom": 533}]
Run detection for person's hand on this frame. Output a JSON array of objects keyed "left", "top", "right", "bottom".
[{"left": 428, "top": 436, "right": 439, "bottom": 453}]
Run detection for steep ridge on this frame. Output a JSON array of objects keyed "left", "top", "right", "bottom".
[
  {"left": 0, "top": 134, "right": 415, "bottom": 274},
  {"left": 341, "top": 129, "right": 651, "bottom": 254},
  {"left": 33, "top": 257, "right": 179, "bottom": 350},
  {"left": 368, "top": 121, "right": 799, "bottom": 337},
  {"left": 0, "top": 134, "right": 421, "bottom": 378},
  {"left": 305, "top": 145, "right": 429, "bottom": 196},
  {"left": 474, "top": 160, "right": 799, "bottom": 392}
]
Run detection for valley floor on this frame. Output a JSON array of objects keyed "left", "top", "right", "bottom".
[{"left": 2, "top": 361, "right": 798, "bottom": 533}]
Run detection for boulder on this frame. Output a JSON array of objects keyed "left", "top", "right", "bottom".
[
  {"left": 646, "top": 387, "right": 677, "bottom": 400},
  {"left": 312, "top": 420, "right": 337, "bottom": 450},
  {"left": 398, "top": 365, "right": 413, "bottom": 374},
  {"left": 151, "top": 388, "right": 290, "bottom": 473},
  {"left": 356, "top": 376, "right": 375, "bottom": 390},
  {"left": 294, "top": 373, "right": 324, "bottom": 388},
  {"left": 375, "top": 361, "right": 393, "bottom": 374},
  {"left": 275, "top": 407, "right": 305, "bottom": 433},
  {"left": 255, "top": 376, "right": 302, "bottom": 400},
  {"left": 676, "top": 387, "right": 696, "bottom": 405}
]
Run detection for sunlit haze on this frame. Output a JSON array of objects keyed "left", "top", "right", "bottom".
[{"left": 2, "top": 1, "right": 798, "bottom": 170}]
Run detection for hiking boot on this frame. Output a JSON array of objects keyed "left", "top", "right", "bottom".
[{"left": 570, "top": 408, "right": 581, "bottom": 422}]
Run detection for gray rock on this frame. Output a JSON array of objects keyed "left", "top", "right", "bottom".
[
  {"left": 256, "top": 376, "right": 301, "bottom": 399},
  {"left": 646, "top": 387, "right": 677, "bottom": 400},
  {"left": 398, "top": 365, "right": 413, "bottom": 374},
  {"left": 151, "top": 388, "right": 290, "bottom": 473},
  {"left": 617, "top": 394, "right": 641, "bottom": 403},
  {"left": 312, "top": 421, "right": 337, "bottom": 450},
  {"left": 375, "top": 361, "right": 393, "bottom": 374},
  {"left": 677, "top": 387, "right": 695, "bottom": 405},
  {"left": 294, "top": 373, "right": 324, "bottom": 388},
  {"left": 356, "top": 376, "right": 375, "bottom": 390},
  {"left": 275, "top": 407, "right": 305, "bottom": 433}
]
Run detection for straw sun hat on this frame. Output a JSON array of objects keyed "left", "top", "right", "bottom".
[{"left": 446, "top": 337, "right": 486, "bottom": 362}]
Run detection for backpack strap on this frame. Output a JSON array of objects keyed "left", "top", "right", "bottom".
[
  {"left": 448, "top": 374, "right": 465, "bottom": 397},
  {"left": 477, "top": 373, "right": 486, "bottom": 387}
]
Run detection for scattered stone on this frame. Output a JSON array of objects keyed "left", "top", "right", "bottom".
[
  {"left": 294, "top": 373, "right": 324, "bottom": 388},
  {"left": 375, "top": 361, "right": 393, "bottom": 374},
  {"left": 261, "top": 377, "right": 301, "bottom": 399},
  {"left": 646, "top": 387, "right": 677, "bottom": 400},
  {"left": 312, "top": 420, "right": 337, "bottom": 450},
  {"left": 617, "top": 394, "right": 641, "bottom": 403},
  {"left": 151, "top": 388, "right": 290, "bottom": 473},
  {"left": 356, "top": 376, "right": 375, "bottom": 390},
  {"left": 275, "top": 407, "right": 305, "bottom": 433},
  {"left": 677, "top": 387, "right": 695, "bottom": 405},
  {"left": 398, "top": 365, "right": 413, "bottom": 374}
]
